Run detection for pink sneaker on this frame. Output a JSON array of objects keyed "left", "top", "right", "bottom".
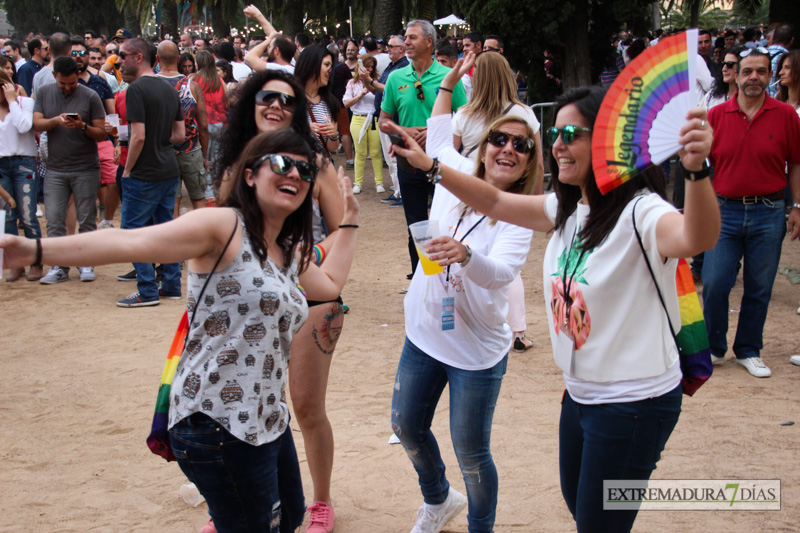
[
  {"left": 199, "top": 518, "right": 217, "bottom": 533},
  {"left": 306, "top": 501, "right": 335, "bottom": 533}
]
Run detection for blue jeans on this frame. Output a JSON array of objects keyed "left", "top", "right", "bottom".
[
  {"left": 120, "top": 176, "right": 181, "bottom": 298},
  {"left": 701, "top": 198, "right": 786, "bottom": 359},
  {"left": 170, "top": 413, "right": 303, "bottom": 533},
  {"left": 391, "top": 338, "right": 507, "bottom": 533},
  {"left": 0, "top": 156, "right": 41, "bottom": 239},
  {"left": 559, "top": 386, "right": 682, "bottom": 533},
  {"left": 397, "top": 167, "right": 434, "bottom": 273}
]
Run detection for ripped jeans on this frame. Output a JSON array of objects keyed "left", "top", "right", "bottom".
[
  {"left": 391, "top": 337, "right": 507, "bottom": 532},
  {"left": 0, "top": 156, "right": 41, "bottom": 238}
]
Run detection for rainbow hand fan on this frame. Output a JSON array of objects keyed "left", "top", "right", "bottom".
[{"left": 592, "top": 29, "right": 698, "bottom": 194}]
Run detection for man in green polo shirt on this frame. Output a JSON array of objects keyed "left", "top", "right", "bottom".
[{"left": 379, "top": 19, "right": 467, "bottom": 276}]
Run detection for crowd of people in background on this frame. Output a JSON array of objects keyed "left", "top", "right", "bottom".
[{"left": 0, "top": 9, "right": 798, "bottom": 533}]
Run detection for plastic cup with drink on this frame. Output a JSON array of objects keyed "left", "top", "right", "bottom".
[
  {"left": 409, "top": 220, "right": 443, "bottom": 275},
  {"left": 106, "top": 114, "right": 120, "bottom": 136}
]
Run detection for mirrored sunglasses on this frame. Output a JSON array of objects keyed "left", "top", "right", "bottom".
[
  {"left": 546, "top": 125, "right": 592, "bottom": 145},
  {"left": 251, "top": 154, "right": 317, "bottom": 183}
]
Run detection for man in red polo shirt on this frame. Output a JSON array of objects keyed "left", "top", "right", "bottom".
[{"left": 703, "top": 48, "right": 800, "bottom": 378}]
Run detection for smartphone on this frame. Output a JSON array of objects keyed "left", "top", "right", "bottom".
[
  {"left": 358, "top": 58, "right": 364, "bottom": 70},
  {"left": 65, "top": 113, "right": 79, "bottom": 120},
  {"left": 388, "top": 133, "right": 414, "bottom": 173}
]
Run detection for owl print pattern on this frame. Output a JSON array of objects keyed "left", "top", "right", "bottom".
[{"left": 168, "top": 210, "right": 309, "bottom": 446}]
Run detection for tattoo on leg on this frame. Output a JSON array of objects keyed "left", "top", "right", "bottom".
[{"left": 311, "top": 303, "right": 344, "bottom": 355}]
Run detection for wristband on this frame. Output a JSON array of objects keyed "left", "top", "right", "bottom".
[
  {"left": 680, "top": 160, "right": 710, "bottom": 181},
  {"left": 460, "top": 245, "right": 472, "bottom": 267},
  {"left": 793, "top": 203, "right": 800, "bottom": 210},
  {"left": 438, "top": 86, "right": 453, "bottom": 93},
  {"left": 338, "top": 224, "right": 359, "bottom": 229},
  {"left": 329, "top": 134, "right": 339, "bottom": 141},
  {"left": 33, "top": 237, "right": 42, "bottom": 266},
  {"left": 369, "top": 79, "right": 375, "bottom": 87}
]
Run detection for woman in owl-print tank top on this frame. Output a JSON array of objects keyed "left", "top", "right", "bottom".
[{"left": 0, "top": 129, "right": 360, "bottom": 533}]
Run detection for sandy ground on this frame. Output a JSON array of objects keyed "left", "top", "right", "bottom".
[{"left": 2, "top": 156, "right": 799, "bottom": 532}]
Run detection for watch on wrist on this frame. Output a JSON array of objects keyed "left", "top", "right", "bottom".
[
  {"left": 80, "top": 123, "right": 88, "bottom": 133},
  {"left": 425, "top": 158, "right": 443, "bottom": 184},
  {"left": 680, "top": 160, "right": 710, "bottom": 181},
  {"left": 792, "top": 203, "right": 800, "bottom": 210}
]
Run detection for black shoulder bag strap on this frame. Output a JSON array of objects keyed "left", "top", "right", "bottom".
[
  {"left": 185, "top": 215, "right": 239, "bottom": 342},
  {"left": 631, "top": 197, "right": 681, "bottom": 353}
]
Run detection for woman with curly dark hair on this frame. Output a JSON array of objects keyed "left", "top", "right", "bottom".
[{"left": 213, "top": 67, "right": 348, "bottom": 532}]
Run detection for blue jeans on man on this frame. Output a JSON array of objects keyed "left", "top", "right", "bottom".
[
  {"left": 702, "top": 198, "right": 786, "bottom": 359},
  {"left": 397, "top": 167, "right": 434, "bottom": 273},
  {"left": 120, "top": 176, "right": 181, "bottom": 299},
  {"left": 391, "top": 338, "right": 507, "bottom": 533}
]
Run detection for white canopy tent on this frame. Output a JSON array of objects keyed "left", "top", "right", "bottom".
[{"left": 433, "top": 14, "right": 467, "bottom": 36}]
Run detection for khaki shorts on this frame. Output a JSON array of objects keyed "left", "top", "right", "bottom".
[{"left": 175, "top": 149, "right": 206, "bottom": 200}]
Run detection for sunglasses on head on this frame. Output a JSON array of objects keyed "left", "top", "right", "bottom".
[
  {"left": 71, "top": 50, "right": 87, "bottom": 57},
  {"left": 546, "top": 125, "right": 592, "bottom": 145},
  {"left": 486, "top": 130, "right": 534, "bottom": 154},
  {"left": 414, "top": 80, "right": 424, "bottom": 101},
  {"left": 255, "top": 89, "right": 297, "bottom": 111},
  {"left": 740, "top": 47, "right": 770, "bottom": 58},
  {"left": 722, "top": 61, "right": 737, "bottom": 69},
  {"left": 251, "top": 154, "right": 317, "bottom": 183}
]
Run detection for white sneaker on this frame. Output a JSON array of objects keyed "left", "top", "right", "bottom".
[
  {"left": 376, "top": 184, "right": 386, "bottom": 193},
  {"left": 710, "top": 354, "right": 725, "bottom": 365},
  {"left": 737, "top": 357, "right": 772, "bottom": 378},
  {"left": 36, "top": 204, "right": 44, "bottom": 217},
  {"left": 352, "top": 184, "right": 362, "bottom": 194},
  {"left": 410, "top": 487, "right": 467, "bottom": 533},
  {"left": 40, "top": 266, "right": 69, "bottom": 284},
  {"left": 790, "top": 355, "right": 800, "bottom": 366},
  {"left": 79, "top": 266, "right": 96, "bottom": 282},
  {"left": 98, "top": 220, "right": 114, "bottom": 229}
]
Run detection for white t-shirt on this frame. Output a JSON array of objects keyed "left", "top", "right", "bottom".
[
  {"left": 266, "top": 62, "right": 294, "bottom": 75},
  {"left": 405, "top": 186, "right": 533, "bottom": 370},
  {"left": 452, "top": 103, "right": 541, "bottom": 159},
  {"left": 542, "top": 193, "right": 682, "bottom": 403},
  {"left": 232, "top": 61, "right": 253, "bottom": 81},
  {"left": 695, "top": 56, "right": 713, "bottom": 107},
  {"left": 374, "top": 53, "right": 390, "bottom": 77}
]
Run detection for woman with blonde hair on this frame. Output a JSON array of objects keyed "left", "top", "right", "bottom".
[
  {"left": 452, "top": 51, "right": 544, "bottom": 352},
  {"left": 386, "top": 56, "right": 541, "bottom": 530},
  {"left": 343, "top": 54, "right": 384, "bottom": 194}
]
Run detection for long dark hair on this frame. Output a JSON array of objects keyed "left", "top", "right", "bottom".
[
  {"left": 710, "top": 46, "right": 744, "bottom": 100},
  {"left": 222, "top": 129, "right": 316, "bottom": 273},
  {"left": 777, "top": 49, "right": 800, "bottom": 104},
  {"left": 551, "top": 86, "right": 667, "bottom": 251},
  {"left": 294, "top": 44, "right": 340, "bottom": 117},
  {"left": 213, "top": 70, "right": 314, "bottom": 189},
  {"left": 0, "top": 56, "right": 19, "bottom": 85}
]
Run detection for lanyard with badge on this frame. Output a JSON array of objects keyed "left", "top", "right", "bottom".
[
  {"left": 555, "top": 223, "right": 587, "bottom": 373},
  {"left": 441, "top": 208, "right": 486, "bottom": 331}
]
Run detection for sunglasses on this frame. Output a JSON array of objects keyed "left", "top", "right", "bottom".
[
  {"left": 546, "top": 125, "right": 592, "bottom": 145},
  {"left": 255, "top": 89, "right": 297, "bottom": 111},
  {"left": 722, "top": 61, "right": 737, "bottom": 69},
  {"left": 486, "top": 130, "right": 534, "bottom": 154},
  {"left": 117, "top": 51, "right": 130, "bottom": 59},
  {"left": 251, "top": 154, "right": 317, "bottom": 183},
  {"left": 740, "top": 47, "right": 770, "bottom": 58},
  {"left": 414, "top": 80, "right": 424, "bottom": 101},
  {"left": 71, "top": 50, "right": 87, "bottom": 57}
]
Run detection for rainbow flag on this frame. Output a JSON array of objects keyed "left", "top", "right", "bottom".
[
  {"left": 675, "top": 258, "right": 712, "bottom": 396},
  {"left": 146, "top": 311, "right": 189, "bottom": 461}
]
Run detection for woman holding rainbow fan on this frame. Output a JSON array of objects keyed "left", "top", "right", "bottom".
[{"left": 389, "top": 50, "right": 720, "bottom": 530}]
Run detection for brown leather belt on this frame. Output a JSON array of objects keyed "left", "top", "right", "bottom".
[{"left": 718, "top": 192, "right": 784, "bottom": 204}]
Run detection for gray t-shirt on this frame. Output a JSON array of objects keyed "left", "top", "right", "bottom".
[
  {"left": 32, "top": 66, "right": 54, "bottom": 97},
  {"left": 34, "top": 84, "right": 105, "bottom": 172}
]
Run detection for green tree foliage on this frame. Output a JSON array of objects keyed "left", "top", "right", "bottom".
[
  {"left": 6, "top": 0, "right": 124, "bottom": 36},
  {"left": 452, "top": 0, "right": 653, "bottom": 101}
]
